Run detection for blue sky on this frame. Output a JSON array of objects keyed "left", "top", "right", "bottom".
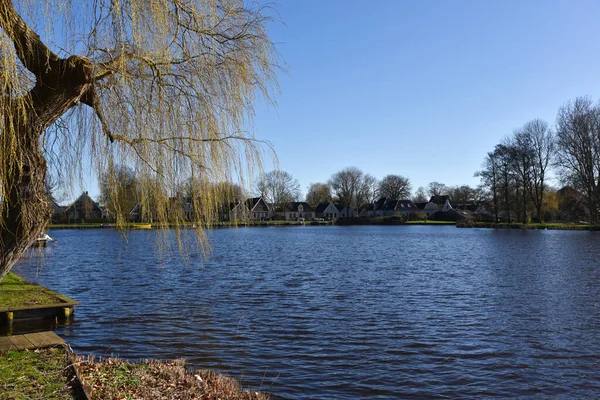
[
  {"left": 251, "top": 0, "right": 600, "bottom": 196},
  {"left": 58, "top": 0, "right": 600, "bottom": 202}
]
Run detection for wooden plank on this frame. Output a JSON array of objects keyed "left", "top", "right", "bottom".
[
  {"left": 8, "top": 302, "right": 80, "bottom": 312},
  {"left": 9, "top": 335, "right": 34, "bottom": 350},
  {"left": 0, "top": 332, "right": 63, "bottom": 352},
  {"left": 0, "top": 336, "right": 13, "bottom": 352},
  {"left": 37, "top": 331, "right": 64, "bottom": 346},
  {"left": 22, "top": 332, "right": 46, "bottom": 348}
]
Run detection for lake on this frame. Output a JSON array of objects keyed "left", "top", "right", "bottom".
[{"left": 13, "top": 225, "right": 600, "bottom": 399}]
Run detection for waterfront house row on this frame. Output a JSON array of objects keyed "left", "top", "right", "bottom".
[
  {"left": 52, "top": 192, "right": 497, "bottom": 224},
  {"left": 227, "top": 198, "right": 340, "bottom": 221}
]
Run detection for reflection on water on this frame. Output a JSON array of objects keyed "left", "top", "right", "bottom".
[{"left": 13, "top": 226, "right": 600, "bottom": 399}]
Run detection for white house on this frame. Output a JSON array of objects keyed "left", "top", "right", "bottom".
[{"left": 315, "top": 202, "right": 339, "bottom": 219}]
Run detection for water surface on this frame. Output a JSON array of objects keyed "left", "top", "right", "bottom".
[{"left": 14, "top": 226, "right": 600, "bottom": 399}]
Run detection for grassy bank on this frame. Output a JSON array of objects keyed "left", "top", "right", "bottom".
[
  {"left": 405, "top": 220, "right": 456, "bottom": 225},
  {"left": 49, "top": 220, "right": 322, "bottom": 230},
  {"left": 337, "top": 216, "right": 456, "bottom": 226},
  {"left": 471, "top": 222, "right": 600, "bottom": 230},
  {"left": 1, "top": 274, "right": 270, "bottom": 399},
  {"left": 0, "top": 347, "right": 270, "bottom": 400},
  {"left": 0, "top": 273, "right": 76, "bottom": 309},
  {"left": 0, "top": 347, "right": 75, "bottom": 400}
]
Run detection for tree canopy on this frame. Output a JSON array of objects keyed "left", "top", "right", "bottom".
[
  {"left": 256, "top": 170, "right": 300, "bottom": 210},
  {"left": 0, "top": 0, "right": 280, "bottom": 280},
  {"left": 378, "top": 174, "right": 411, "bottom": 200}
]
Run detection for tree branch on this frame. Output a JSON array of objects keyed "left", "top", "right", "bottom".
[
  {"left": 80, "top": 87, "right": 115, "bottom": 143},
  {"left": 0, "top": 0, "right": 60, "bottom": 80}
]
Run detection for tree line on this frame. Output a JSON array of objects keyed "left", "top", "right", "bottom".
[
  {"left": 98, "top": 95, "right": 600, "bottom": 223},
  {"left": 477, "top": 95, "right": 600, "bottom": 224}
]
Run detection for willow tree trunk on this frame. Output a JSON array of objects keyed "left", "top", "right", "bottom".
[
  {"left": 0, "top": 63, "right": 94, "bottom": 282},
  {"left": 0, "top": 103, "right": 50, "bottom": 281},
  {"left": 0, "top": 0, "right": 101, "bottom": 282}
]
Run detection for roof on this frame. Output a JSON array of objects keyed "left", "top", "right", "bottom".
[
  {"left": 315, "top": 202, "right": 338, "bottom": 213},
  {"left": 64, "top": 191, "right": 101, "bottom": 213},
  {"left": 429, "top": 195, "right": 449, "bottom": 205},
  {"left": 245, "top": 197, "right": 270, "bottom": 212},
  {"left": 228, "top": 201, "right": 245, "bottom": 211},
  {"left": 374, "top": 197, "right": 418, "bottom": 211},
  {"left": 284, "top": 201, "right": 314, "bottom": 212},
  {"left": 414, "top": 202, "right": 428, "bottom": 210}
]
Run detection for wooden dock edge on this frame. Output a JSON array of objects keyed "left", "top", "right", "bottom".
[{"left": 64, "top": 344, "right": 93, "bottom": 400}]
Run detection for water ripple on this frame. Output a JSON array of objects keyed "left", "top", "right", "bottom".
[{"left": 12, "top": 226, "right": 600, "bottom": 399}]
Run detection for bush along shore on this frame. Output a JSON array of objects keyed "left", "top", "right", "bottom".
[
  {"left": 456, "top": 220, "right": 600, "bottom": 230},
  {"left": 0, "top": 274, "right": 271, "bottom": 399}
]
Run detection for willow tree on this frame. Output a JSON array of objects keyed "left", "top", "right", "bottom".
[{"left": 0, "top": 0, "right": 279, "bottom": 281}]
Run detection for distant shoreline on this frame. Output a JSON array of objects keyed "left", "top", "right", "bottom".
[{"left": 47, "top": 221, "right": 600, "bottom": 231}]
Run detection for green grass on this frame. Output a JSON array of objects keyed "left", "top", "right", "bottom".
[
  {"left": 0, "top": 347, "right": 72, "bottom": 400},
  {"left": 48, "top": 223, "right": 104, "bottom": 228},
  {"left": 0, "top": 273, "right": 74, "bottom": 309},
  {"left": 405, "top": 220, "right": 456, "bottom": 225},
  {"left": 473, "top": 222, "right": 600, "bottom": 230}
]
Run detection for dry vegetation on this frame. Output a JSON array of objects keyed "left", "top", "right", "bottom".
[{"left": 76, "top": 356, "right": 271, "bottom": 400}]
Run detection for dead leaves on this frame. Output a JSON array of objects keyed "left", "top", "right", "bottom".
[{"left": 75, "top": 356, "right": 270, "bottom": 400}]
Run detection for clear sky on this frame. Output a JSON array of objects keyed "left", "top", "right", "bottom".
[
  {"left": 62, "top": 0, "right": 600, "bottom": 203},
  {"left": 251, "top": 0, "right": 600, "bottom": 197}
]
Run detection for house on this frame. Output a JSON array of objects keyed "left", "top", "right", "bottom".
[
  {"left": 245, "top": 197, "right": 271, "bottom": 220},
  {"left": 129, "top": 203, "right": 143, "bottom": 222},
  {"left": 337, "top": 205, "right": 356, "bottom": 218},
  {"left": 429, "top": 195, "right": 450, "bottom": 205},
  {"left": 386, "top": 199, "right": 420, "bottom": 216},
  {"left": 64, "top": 191, "right": 103, "bottom": 222},
  {"left": 49, "top": 200, "right": 66, "bottom": 223},
  {"left": 364, "top": 197, "right": 420, "bottom": 217},
  {"left": 226, "top": 201, "right": 248, "bottom": 222},
  {"left": 315, "top": 202, "right": 339, "bottom": 219},
  {"left": 441, "top": 199, "right": 453, "bottom": 212},
  {"left": 283, "top": 202, "right": 315, "bottom": 221},
  {"left": 415, "top": 196, "right": 454, "bottom": 219},
  {"left": 419, "top": 202, "right": 440, "bottom": 217},
  {"left": 169, "top": 196, "right": 193, "bottom": 221}
]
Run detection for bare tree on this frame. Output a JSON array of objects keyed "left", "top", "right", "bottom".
[
  {"left": 256, "top": 170, "right": 301, "bottom": 210},
  {"left": 521, "top": 119, "right": 554, "bottom": 223},
  {"left": 305, "top": 183, "right": 332, "bottom": 206},
  {"left": 0, "top": 0, "right": 279, "bottom": 280},
  {"left": 412, "top": 186, "right": 428, "bottom": 203},
  {"left": 555, "top": 96, "right": 600, "bottom": 223},
  {"left": 476, "top": 150, "right": 500, "bottom": 222},
  {"left": 505, "top": 132, "right": 532, "bottom": 223},
  {"left": 427, "top": 181, "right": 449, "bottom": 199},
  {"left": 495, "top": 144, "right": 516, "bottom": 222},
  {"left": 378, "top": 174, "right": 412, "bottom": 200},
  {"left": 329, "top": 166, "right": 371, "bottom": 209},
  {"left": 448, "top": 185, "right": 476, "bottom": 208},
  {"left": 357, "top": 174, "right": 379, "bottom": 205}
]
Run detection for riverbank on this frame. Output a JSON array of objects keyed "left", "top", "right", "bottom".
[
  {"left": 336, "top": 216, "right": 455, "bottom": 226},
  {"left": 0, "top": 274, "right": 271, "bottom": 399},
  {"left": 0, "top": 347, "right": 270, "bottom": 400},
  {"left": 49, "top": 220, "right": 600, "bottom": 231},
  {"left": 0, "top": 273, "right": 76, "bottom": 309},
  {"left": 0, "top": 346, "right": 77, "bottom": 399},
  {"left": 49, "top": 220, "right": 329, "bottom": 230},
  {"left": 466, "top": 222, "right": 600, "bottom": 231}
]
